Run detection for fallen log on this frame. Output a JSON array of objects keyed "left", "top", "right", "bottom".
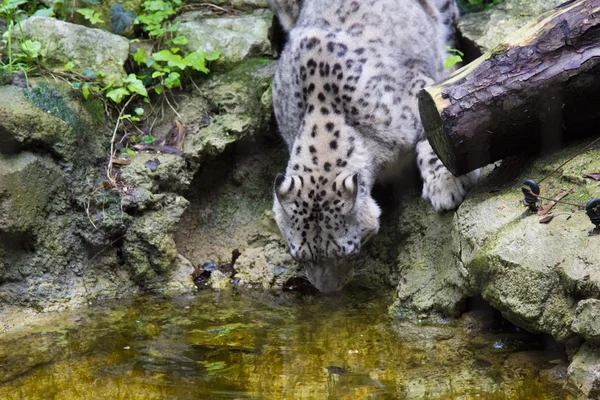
[{"left": 418, "top": 0, "right": 600, "bottom": 175}]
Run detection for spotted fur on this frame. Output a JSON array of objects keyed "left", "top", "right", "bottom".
[{"left": 271, "top": 0, "right": 480, "bottom": 293}]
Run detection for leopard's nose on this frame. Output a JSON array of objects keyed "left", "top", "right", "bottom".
[{"left": 340, "top": 242, "right": 360, "bottom": 258}]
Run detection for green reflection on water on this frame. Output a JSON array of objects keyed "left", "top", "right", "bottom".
[{"left": 0, "top": 290, "right": 574, "bottom": 399}]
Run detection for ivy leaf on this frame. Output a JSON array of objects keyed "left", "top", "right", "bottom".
[
  {"left": 21, "top": 40, "right": 41, "bottom": 59},
  {"left": 132, "top": 47, "right": 152, "bottom": 67},
  {"left": 134, "top": 107, "right": 144, "bottom": 116},
  {"left": 204, "top": 50, "right": 220, "bottom": 61},
  {"left": 124, "top": 73, "right": 148, "bottom": 97},
  {"left": 76, "top": 8, "right": 105, "bottom": 25},
  {"left": 1, "top": 0, "right": 27, "bottom": 14},
  {"left": 33, "top": 8, "right": 55, "bottom": 17},
  {"left": 166, "top": 21, "right": 180, "bottom": 33},
  {"left": 444, "top": 46, "right": 464, "bottom": 56},
  {"left": 152, "top": 50, "right": 187, "bottom": 70},
  {"left": 154, "top": 85, "right": 164, "bottom": 95},
  {"left": 164, "top": 72, "right": 181, "bottom": 88},
  {"left": 444, "top": 54, "right": 463, "bottom": 70},
  {"left": 125, "top": 147, "right": 135, "bottom": 155},
  {"left": 82, "top": 82, "right": 90, "bottom": 99},
  {"left": 63, "top": 61, "right": 75, "bottom": 70},
  {"left": 106, "top": 87, "right": 130, "bottom": 103},
  {"left": 110, "top": 4, "right": 136, "bottom": 34},
  {"left": 82, "top": 68, "right": 97, "bottom": 79},
  {"left": 171, "top": 36, "right": 188, "bottom": 45},
  {"left": 183, "top": 51, "right": 208, "bottom": 73},
  {"left": 143, "top": 135, "right": 155, "bottom": 144}
]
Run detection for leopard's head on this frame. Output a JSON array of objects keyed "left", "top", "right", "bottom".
[{"left": 272, "top": 171, "right": 380, "bottom": 293}]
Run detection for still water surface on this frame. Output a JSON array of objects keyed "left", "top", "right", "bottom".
[{"left": 0, "top": 289, "right": 574, "bottom": 399}]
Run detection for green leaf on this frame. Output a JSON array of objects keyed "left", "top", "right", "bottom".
[
  {"left": 204, "top": 50, "right": 220, "bottom": 61},
  {"left": 63, "top": 61, "right": 75, "bottom": 70},
  {"left": 134, "top": 107, "right": 144, "bottom": 116},
  {"left": 152, "top": 49, "right": 187, "bottom": 70},
  {"left": 110, "top": 4, "right": 136, "bottom": 34},
  {"left": 82, "top": 68, "right": 98, "bottom": 79},
  {"left": 151, "top": 70, "right": 165, "bottom": 79},
  {"left": 33, "top": 8, "right": 55, "bottom": 17},
  {"left": 76, "top": 8, "right": 104, "bottom": 24},
  {"left": 132, "top": 48, "right": 147, "bottom": 65},
  {"left": 164, "top": 72, "right": 180, "bottom": 88},
  {"left": 106, "top": 87, "right": 130, "bottom": 103},
  {"left": 71, "top": 81, "right": 82, "bottom": 89},
  {"left": 82, "top": 82, "right": 90, "bottom": 99},
  {"left": 21, "top": 40, "right": 41, "bottom": 59},
  {"left": 171, "top": 36, "right": 188, "bottom": 45},
  {"left": 183, "top": 51, "right": 208, "bottom": 73},
  {"left": 124, "top": 73, "right": 148, "bottom": 97},
  {"left": 125, "top": 147, "right": 135, "bottom": 155},
  {"left": 166, "top": 21, "right": 180, "bottom": 32},
  {"left": 444, "top": 46, "right": 464, "bottom": 56},
  {"left": 154, "top": 85, "right": 163, "bottom": 95},
  {"left": 444, "top": 54, "right": 463, "bottom": 70},
  {"left": 143, "top": 135, "right": 155, "bottom": 144}
]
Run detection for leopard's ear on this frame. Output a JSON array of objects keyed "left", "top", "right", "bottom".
[
  {"left": 274, "top": 173, "right": 301, "bottom": 204},
  {"left": 335, "top": 173, "right": 359, "bottom": 214}
]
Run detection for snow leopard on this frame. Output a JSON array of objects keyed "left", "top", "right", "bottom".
[{"left": 270, "top": 0, "right": 480, "bottom": 293}]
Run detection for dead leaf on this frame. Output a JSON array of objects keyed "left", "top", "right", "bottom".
[
  {"left": 537, "top": 190, "right": 569, "bottom": 216},
  {"left": 585, "top": 173, "right": 600, "bottom": 181},
  {"left": 111, "top": 158, "right": 131, "bottom": 166},
  {"left": 158, "top": 120, "right": 185, "bottom": 150},
  {"left": 539, "top": 215, "right": 554, "bottom": 224}
]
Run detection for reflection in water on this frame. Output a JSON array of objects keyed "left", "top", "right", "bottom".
[{"left": 0, "top": 289, "right": 574, "bottom": 399}]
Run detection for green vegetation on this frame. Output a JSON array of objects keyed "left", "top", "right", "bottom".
[
  {"left": 458, "top": 0, "right": 503, "bottom": 13},
  {"left": 444, "top": 46, "right": 464, "bottom": 69},
  {"left": 0, "top": 0, "right": 220, "bottom": 187}
]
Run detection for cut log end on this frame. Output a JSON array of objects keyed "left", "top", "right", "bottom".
[
  {"left": 418, "top": 0, "right": 600, "bottom": 176},
  {"left": 418, "top": 88, "right": 457, "bottom": 175}
]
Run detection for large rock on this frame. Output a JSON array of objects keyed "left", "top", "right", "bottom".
[
  {"left": 391, "top": 198, "right": 468, "bottom": 318},
  {"left": 458, "top": 0, "right": 566, "bottom": 51},
  {"left": 0, "top": 85, "right": 73, "bottom": 155},
  {"left": 390, "top": 144, "right": 600, "bottom": 397},
  {"left": 176, "top": 10, "right": 274, "bottom": 64},
  {"left": 19, "top": 17, "right": 129, "bottom": 84},
  {"left": 572, "top": 299, "right": 600, "bottom": 345},
  {"left": 568, "top": 342, "right": 600, "bottom": 398},
  {"left": 0, "top": 153, "right": 64, "bottom": 234},
  {"left": 454, "top": 145, "right": 600, "bottom": 342}
]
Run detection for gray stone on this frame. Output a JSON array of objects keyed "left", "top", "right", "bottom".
[
  {"left": 210, "top": 0, "right": 269, "bottom": 8},
  {"left": 458, "top": 0, "right": 565, "bottom": 52},
  {"left": 0, "top": 152, "right": 64, "bottom": 234},
  {"left": 573, "top": 299, "right": 600, "bottom": 345},
  {"left": 391, "top": 197, "right": 469, "bottom": 319},
  {"left": 391, "top": 142, "right": 600, "bottom": 347},
  {"left": 176, "top": 10, "right": 273, "bottom": 64},
  {"left": 180, "top": 59, "right": 276, "bottom": 167},
  {"left": 207, "top": 270, "right": 231, "bottom": 290},
  {"left": 568, "top": 342, "right": 600, "bottom": 398},
  {"left": 19, "top": 17, "right": 129, "bottom": 84},
  {"left": 123, "top": 194, "right": 189, "bottom": 283}
]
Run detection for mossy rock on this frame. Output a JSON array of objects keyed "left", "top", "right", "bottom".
[
  {"left": 176, "top": 10, "right": 274, "bottom": 65},
  {"left": 458, "top": 0, "right": 566, "bottom": 51},
  {"left": 18, "top": 17, "right": 129, "bottom": 85},
  {"left": 0, "top": 152, "right": 65, "bottom": 233}
]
